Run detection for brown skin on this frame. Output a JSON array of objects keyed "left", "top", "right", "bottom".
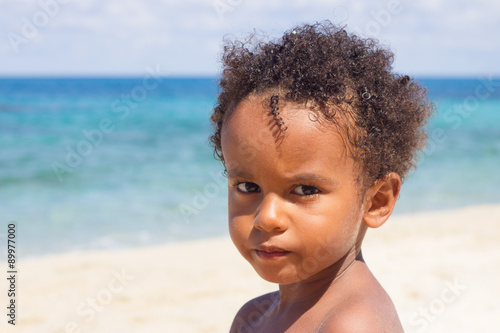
[{"left": 222, "top": 95, "right": 404, "bottom": 332}]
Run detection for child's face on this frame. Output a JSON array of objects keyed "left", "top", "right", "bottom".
[{"left": 221, "top": 96, "right": 368, "bottom": 285}]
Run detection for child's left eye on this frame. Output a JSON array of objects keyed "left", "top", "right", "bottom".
[
  {"left": 293, "top": 185, "right": 320, "bottom": 196},
  {"left": 236, "top": 182, "right": 260, "bottom": 193}
]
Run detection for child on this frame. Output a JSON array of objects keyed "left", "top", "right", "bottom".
[{"left": 209, "top": 21, "right": 433, "bottom": 332}]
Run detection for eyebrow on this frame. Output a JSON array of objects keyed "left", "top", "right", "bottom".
[
  {"left": 226, "top": 170, "right": 338, "bottom": 186},
  {"left": 226, "top": 169, "right": 253, "bottom": 179},
  {"left": 289, "top": 173, "right": 339, "bottom": 186}
]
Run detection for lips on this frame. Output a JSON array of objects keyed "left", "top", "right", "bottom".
[{"left": 255, "top": 245, "right": 291, "bottom": 259}]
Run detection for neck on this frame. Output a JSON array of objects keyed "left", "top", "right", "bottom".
[{"left": 277, "top": 247, "right": 363, "bottom": 309}]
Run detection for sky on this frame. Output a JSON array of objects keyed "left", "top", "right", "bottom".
[{"left": 0, "top": 0, "right": 499, "bottom": 77}]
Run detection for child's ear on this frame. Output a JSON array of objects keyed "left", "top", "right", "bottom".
[{"left": 362, "top": 172, "right": 401, "bottom": 229}]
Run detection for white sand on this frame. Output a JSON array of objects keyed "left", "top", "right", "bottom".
[{"left": 1, "top": 204, "right": 499, "bottom": 333}]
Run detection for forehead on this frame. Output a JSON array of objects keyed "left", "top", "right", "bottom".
[{"left": 221, "top": 96, "right": 354, "bottom": 175}]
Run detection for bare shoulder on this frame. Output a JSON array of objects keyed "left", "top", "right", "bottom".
[
  {"left": 318, "top": 297, "right": 404, "bottom": 333},
  {"left": 318, "top": 264, "right": 404, "bottom": 333},
  {"left": 317, "top": 285, "right": 404, "bottom": 333},
  {"left": 229, "top": 291, "right": 279, "bottom": 333}
]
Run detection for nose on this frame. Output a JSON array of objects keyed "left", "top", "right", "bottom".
[{"left": 254, "top": 193, "right": 288, "bottom": 233}]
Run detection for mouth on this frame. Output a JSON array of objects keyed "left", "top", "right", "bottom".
[{"left": 255, "top": 245, "right": 291, "bottom": 259}]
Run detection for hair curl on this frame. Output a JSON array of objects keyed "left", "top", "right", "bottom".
[{"left": 209, "top": 21, "right": 433, "bottom": 185}]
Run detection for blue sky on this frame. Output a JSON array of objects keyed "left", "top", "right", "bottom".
[{"left": 1, "top": 0, "right": 499, "bottom": 77}]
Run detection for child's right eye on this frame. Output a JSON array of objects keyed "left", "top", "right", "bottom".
[{"left": 236, "top": 182, "right": 260, "bottom": 193}]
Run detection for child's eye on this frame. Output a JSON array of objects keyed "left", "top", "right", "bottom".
[
  {"left": 293, "top": 185, "right": 320, "bottom": 196},
  {"left": 236, "top": 182, "right": 260, "bottom": 193}
]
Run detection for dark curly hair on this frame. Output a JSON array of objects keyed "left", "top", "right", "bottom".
[{"left": 209, "top": 21, "right": 433, "bottom": 186}]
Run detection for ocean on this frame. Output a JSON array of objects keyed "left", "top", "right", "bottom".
[{"left": 1, "top": 77, "right": 499, "bottom": 257}]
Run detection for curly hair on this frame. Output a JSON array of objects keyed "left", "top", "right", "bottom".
[{"left": 209, "top": 21, "right": 433, "bottom": 185}]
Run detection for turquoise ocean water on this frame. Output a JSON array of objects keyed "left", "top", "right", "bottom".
[{"left": 1, "top": 77, "right": 499, "bottom": 257}]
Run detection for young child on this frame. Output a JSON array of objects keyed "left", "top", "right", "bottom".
[{"left": 209, "top": 21, "right": 433, "bottom": 332}]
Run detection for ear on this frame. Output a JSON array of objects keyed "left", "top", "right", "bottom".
[{"left": 362, "top": 172, "right": 401, "bottom": 229}]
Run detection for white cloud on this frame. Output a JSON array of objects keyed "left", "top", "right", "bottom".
[
  {"left": 0, "top": 0, "right": 498, "bottom": 76},
  {"left": 419, "top": 0, "right": 445, "bottom": 12}
]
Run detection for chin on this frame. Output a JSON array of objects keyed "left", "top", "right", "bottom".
[{"left": 254, "top": 267, "right": 302, "bottom": 285}]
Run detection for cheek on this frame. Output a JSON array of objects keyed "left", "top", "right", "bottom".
[
  {"left": 228, "top": 215, "right": 241, "bottom": 239},
  {"left": 228, "top": 189, "right": 258, "bottom": 218},
  {"left": 227, "top": 189, "right": 255, "bottom": 239},
  {"left": 228, "top": 215, "right": 254, "bottom": 261},
  {"left": 296, "top": 198, "right": 362, "bottom": 245},
  {"left": 228, "top": 209, "right": 251, "bottom": 239},
  {"left": 297, "top": 199, "right": 349, "bottom": 228}
]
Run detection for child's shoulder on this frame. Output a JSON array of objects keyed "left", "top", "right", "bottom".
[
  {"left": 318, "top": 269, "right": 404, "bottom": 333},
  {"left": 230, "top": 265, "right": 404, "bottom": 332},
  {"left": 318, "top": 292, "right": 404, "bottom": 332},
  {"left": 229, "top": 291, "right": 278, "bottom": 333}
]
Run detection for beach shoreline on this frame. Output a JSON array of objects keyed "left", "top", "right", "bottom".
[{"left": 2, "top": 203, "right": 499, "bottom": 333}]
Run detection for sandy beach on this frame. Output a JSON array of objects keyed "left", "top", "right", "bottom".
[{"left": 2, "top": 204, "right": 499, "bottom": 333}]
